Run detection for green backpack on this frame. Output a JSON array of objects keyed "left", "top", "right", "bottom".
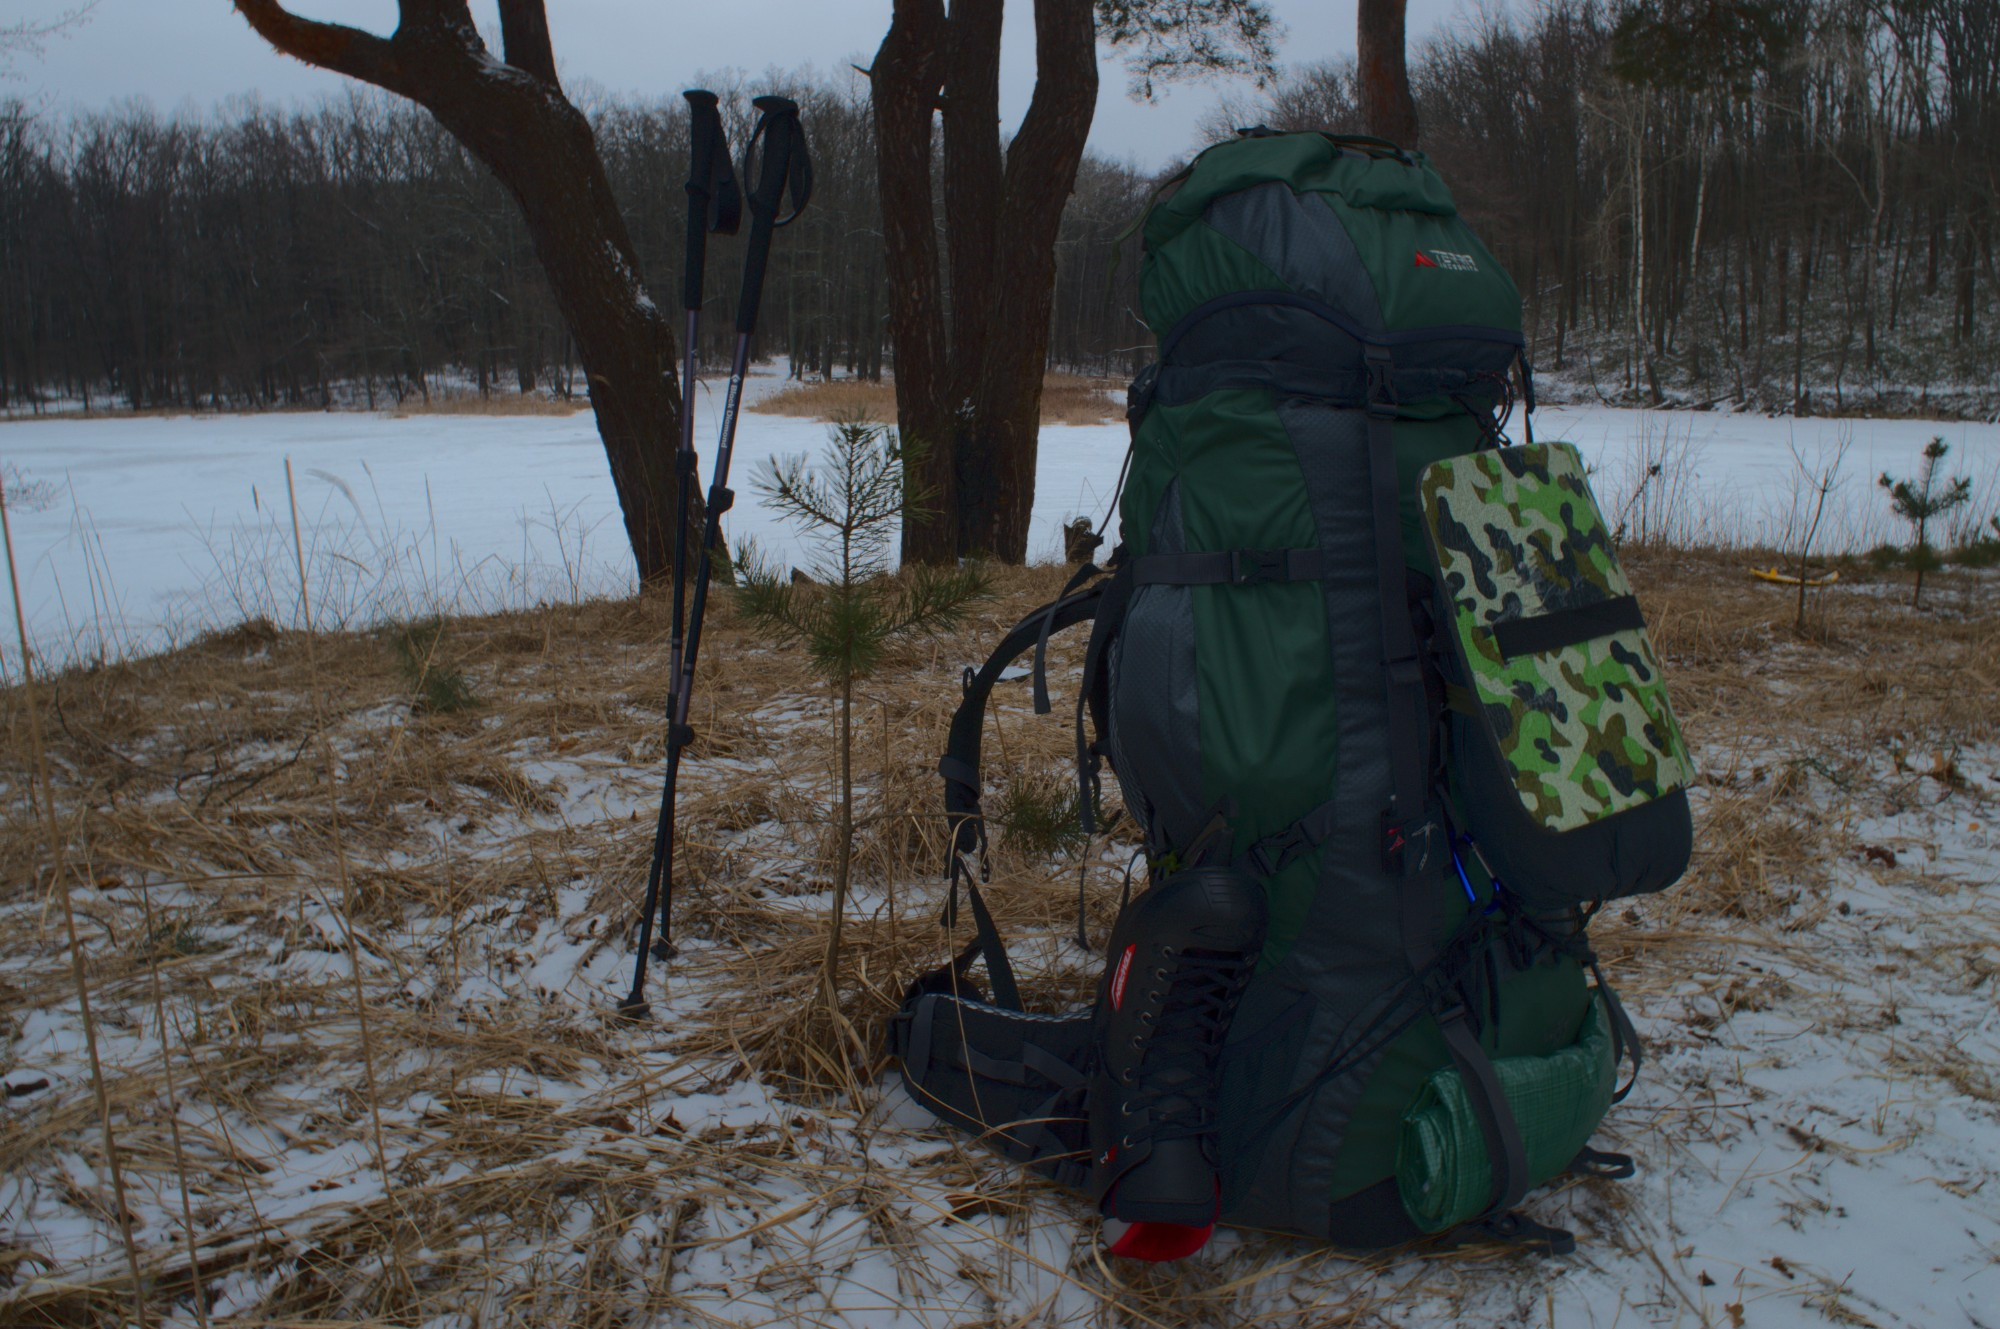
[{"left": 893, "top": 130, "right": 1692, "bottom": 1254}]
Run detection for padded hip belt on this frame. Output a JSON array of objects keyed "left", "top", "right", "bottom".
[{"left": 893, "top": 990, "right": 1094, "bottom": 1192}]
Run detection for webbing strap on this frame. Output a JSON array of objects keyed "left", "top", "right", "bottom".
[
  {"left": 934, "top": 581, "right": 1111, "bottom": 1019},
  {"left": 1241, "top": 798, "right": 1340, "bottom": 877},
  {"left": 1157, "top": 289, "right": 1525, "bottom": 365},
  {"left": 1519, "top": 355, "right": 1537, "bottom": 448},
  {"left": 948, "top": 866, "right": 1022, "bottom": 1013},
  {"left": 1570, "top": 1145, "right": 1637, "bottom": 1180},
  {"left": 1452, "top": 1209, "right": 1576, "bottom": 1256},
  {"left": 1438, "top": 1002, "right": 1531, "bottom": 1214},
  {"left": 953, "top": 1036, "right": 1087, "bottom": 1090},
  {"left": 1491, "top": 595, "right": 1645, "bottom": 660},
  {"left": 1363, "top": 348, "right": 1437, "bottom": 877},
  {"left": 1398, "top": 880, "right": 1530, "bottom": 1219},
  {"left": 1133, "top": 548, "right": 1325, "bottom": 586},
  {"left": 1592, "top": 963, "right": 1646, "bottom": 1103},
  {"left": 1074, "top": 562, "right": 1136, "bottom": 837},
  {"left": 1033, "top": 561, "right": 1104, "bottom": 714},
  {"left": 941, "top": 583, "right": 1104, "bottom": 859}
]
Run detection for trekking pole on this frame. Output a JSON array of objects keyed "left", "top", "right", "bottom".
[
  {"left": 622, "top": 95, "right": 811, "bottom": 1017},
  {"left": 621, "top": 91, "right": 741, "bottom": 1017}
]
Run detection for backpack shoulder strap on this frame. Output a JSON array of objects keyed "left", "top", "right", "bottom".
[
  {"left": 940, "top": 573, "right": 1108, "bottom": 860},
  {"left": 928, "top": 575, "right": 1110, "bottom": 1009}
]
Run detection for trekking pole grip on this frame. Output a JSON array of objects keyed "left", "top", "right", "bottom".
[
  {"left": 735, "top": 95, "right": 812, "bottom": 335},
  {"left": 682, "top": 90, "right": 740, "bottom": 313}
]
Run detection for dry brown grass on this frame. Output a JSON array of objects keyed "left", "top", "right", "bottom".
[
  {"left": 752, "top": 372, "right": 1125, "bottom": 426},
  {"left": 1, "top": 546, "right": 1995, "bottom": 1325}
]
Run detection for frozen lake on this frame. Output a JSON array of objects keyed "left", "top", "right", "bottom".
[{"left": 2, "top": 392, "right": 1996, "bottom": 673}]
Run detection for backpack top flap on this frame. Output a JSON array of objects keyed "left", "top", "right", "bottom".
[
  {"left": 1138, "top": 132, "right": 1522, "bottom": 353},
  {"left": 1418, "top": 442, "right": 1694, "bottom": 836}
]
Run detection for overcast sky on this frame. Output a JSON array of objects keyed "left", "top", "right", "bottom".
[{"left": 6, "top": 0, "right": 1475, "bottom": 167}]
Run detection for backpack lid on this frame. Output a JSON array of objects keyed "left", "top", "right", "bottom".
[{"left": 1139, "top": 131, "right": 1522, "bottom": 348}]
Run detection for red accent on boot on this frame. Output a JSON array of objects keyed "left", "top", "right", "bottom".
[
  {"left": 1109, "top": 943, "right": 1137, "bottom": 1010},
  {"left": 1103, "top": 1218, "right": 1215, "bottom": 1262},
  {"left": 1101, "top": 1179, "right": 1221, "bottom": 1261}
]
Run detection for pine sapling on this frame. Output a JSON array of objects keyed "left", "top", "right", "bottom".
[
  {"left": 1878, "top": 437, "right": 1971, "bottom": 608},
  {"left": 734, "top": 421, "right": 991, "bottom": 1070}
]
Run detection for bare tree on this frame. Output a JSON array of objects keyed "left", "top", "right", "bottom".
[
  {"left": 233, "top": 0, "right": 686, "bottom": 584},
  {"left": 0, "top": 2, "right": 97, "bottom": 77},
  {"left": 8, "top": 0, "right": 1998, "bottom": 437},
  {"left": 869, "top": 0, "right": 1274, "bottom": 564}
]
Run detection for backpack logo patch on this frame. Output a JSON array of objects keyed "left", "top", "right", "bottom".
[
  {"left": 1110, "top": 944, "right": 1136, "bottom": 1010},
  {"left": 1417, "top": 249, "right": 1478, "bottom": 272}
]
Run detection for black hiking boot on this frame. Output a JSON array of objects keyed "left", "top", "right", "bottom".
[{"left": 1088, "top": 865, "right": 1266, "bottom": 1261}]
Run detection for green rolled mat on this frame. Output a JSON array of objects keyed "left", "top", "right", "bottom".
[{"left": 1395, "top": 996, "right": 1616, "bottom": 1232}]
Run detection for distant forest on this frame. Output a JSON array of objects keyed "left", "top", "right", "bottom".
[{"left": 3, "top": 0, "right": 1995, "bottom": 417}]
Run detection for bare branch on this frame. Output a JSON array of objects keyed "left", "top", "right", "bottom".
[
  {"left": 232, "top": 0, "right": 405, "bottom": 93},
  {"left": 496, "top": 0, "right": 560, "bottom": 87}
]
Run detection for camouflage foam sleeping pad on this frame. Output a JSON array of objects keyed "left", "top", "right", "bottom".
[{"left": 1419, "top": 441, "right": 1694, "bottom": 902}]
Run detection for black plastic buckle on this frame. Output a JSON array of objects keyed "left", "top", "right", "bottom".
[
  {"left": 1231, "top": 548, "right": 1286, "bottom": 585},
  {"left": 667, "top": 721, "right": 695, "bottom": 752},
  {"left": 709, "top": 484, "right": 735, "bottom": 515},
  {"left": 1249, "top": 821, "right": 1310, "bottom": 877}
]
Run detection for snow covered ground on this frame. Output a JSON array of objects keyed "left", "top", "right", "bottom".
[
  {"left": 2, "top": 380, "right": 1996, "bottom": 673},
  {"left": 2, "top": 547, "right": 1997, "bottom": 1325}
]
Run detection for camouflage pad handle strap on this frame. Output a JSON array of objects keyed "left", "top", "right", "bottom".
[{"left": 1490, "top": 595, "right": 1645, "bottom": 660}]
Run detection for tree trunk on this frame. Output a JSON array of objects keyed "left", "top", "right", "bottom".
[
  {"left": 871, "top": 0, "right": 957, "bottom": 565},
  {"left": 872, "top": 0, "right": 1096, "bottom": 563},
  {"left": 1358, "top": 0, "right": 1419, "bottom": 147},
  {"left": 233, "top": 0, "right": 686, "bottom": 584}
]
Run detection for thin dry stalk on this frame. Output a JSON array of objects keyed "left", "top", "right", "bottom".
[
  {"left": 282, "top": 458, "right": 401, "bottom": 1260},
  {"left": 131, "top": 870, "right": 213, "bottom": 1329},
  {"left": 2, "top": 476, "right": 150, "bottom": 1329}
]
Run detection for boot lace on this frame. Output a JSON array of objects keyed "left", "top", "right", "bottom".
[{"left": 1120, "top": 946, "right": 1255, "bottom": 1148}]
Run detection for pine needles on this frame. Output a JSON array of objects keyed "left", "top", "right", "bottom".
[
  {"left": 734, "top": 421, "right": 990, "bottom": 1089},
  {"left": 391, "top": 618, "right": 479, "bottom": 714}
]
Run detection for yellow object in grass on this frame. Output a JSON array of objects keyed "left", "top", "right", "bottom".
[{"left": 1750, "top": 567, "right": 1840, "bottom": 587}]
